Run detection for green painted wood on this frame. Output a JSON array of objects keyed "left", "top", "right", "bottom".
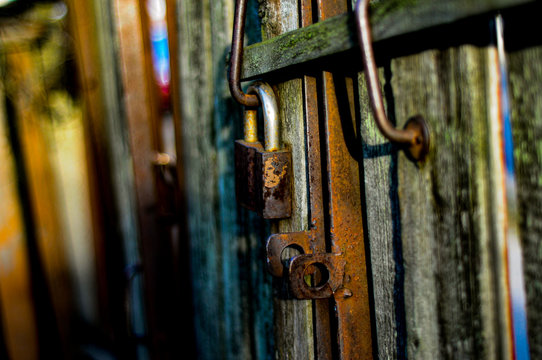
[
  {"left": 173, "top": 0, "right": 274, "bottom": 359},
  {"left": 241, "top": 0, "right": 536, "bottom": 80},
  {"left": 508, "top": 45, "right": 542, "bottom": 360}
]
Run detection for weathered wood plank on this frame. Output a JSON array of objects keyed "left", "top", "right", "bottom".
[
  {"left": 66, "top": 0, "right": 127, "bottom": 346},
  {"left": 508, "top": 43, "right": 542, "bottom": 360},
  {"left": 175, "top": 2, "right": 224, "bottom": 357},
  {"left": 69, "top": 0, "right": 149, "bottom": 356},
  {"left": 358, "top": 42, "right": 507, "bottom": 358},
  {"left": 113, "top": 0, "right": 170, "bottom": 357},
  {"left": 173, "top": 0, "right": 274, "bottom": 359},
  {"left": 241, "top": 0, "right": 536, "bottom": 80},
  {"left": 260, "top": 0, "right": 315, "bottom": 358},
  {"left": 392, "top": 46, "right": 500, "bottom": 359},
  {"left": 358, "top": 67, "right": 405, "bottom": 360}
]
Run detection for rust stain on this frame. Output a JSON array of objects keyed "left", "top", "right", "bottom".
[{"left": 264, "top": 156, "right": 287, "bottom": 188}]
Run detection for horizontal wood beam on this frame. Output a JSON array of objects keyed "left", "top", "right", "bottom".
[{"left": 241, "top": 0, "right": 536, "bottom": 80}]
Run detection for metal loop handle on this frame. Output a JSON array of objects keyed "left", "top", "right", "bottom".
[
  {"left": 247, "top": 82, "right": 280, "bottom": 151},
  {"left": 355, "top": 0, "right": 430, "bottom": 161},
  {"left": 229, "top": 0, "right": 259, "bottom": 107}
]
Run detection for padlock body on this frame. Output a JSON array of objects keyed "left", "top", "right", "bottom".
[
  {"left": 255, "top": 148, "right": 292, "bottom": 219},
  {"left": 235, "top": 140, "right": 264, "bottom": 212}
]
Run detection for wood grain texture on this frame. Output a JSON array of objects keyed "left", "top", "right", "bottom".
[
  {"left": 393, "top": 47, "right": 499, "bottom": 359},
  {"left": 508, "top": 45, "right": 542, "bottom": 360},
  {"left": 113, "top": 0, "right": 170, "bottom": 357},
  {"left": 66, "top": 0, "right": 130, "bottom": 348},
  {"left": 260, "top": 0, "right": 315, "bottom": 359},
  {"left": 241, "top": 0, "right": 536, "bottom": 79},
  {"left": 173, "top": 0, "right": 274, "bottom": 359},
  {"left": 358, "top": 67, "right": 404, "bottom": 360},
  {"left": 358, "top": 44, "right": 505, "bottom": 359}
]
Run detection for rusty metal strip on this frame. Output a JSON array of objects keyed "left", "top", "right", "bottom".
[
  {"left": 266, "top": 0, "right": 334, "bottom": 357},
  {"left": 266, "top": 0, "right": 373, "bottom": 358},
  {"left": 312, "top": 0, "right": 373, "bottom": 358},
  {"left": 301, "top": 1, "right": 333, "bottom": 358},
  {"left": 319, "top": 68, "right": 373, "bottom": 360}
]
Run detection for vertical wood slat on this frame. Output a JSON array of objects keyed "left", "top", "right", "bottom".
[
  {"left": 260, "top": 0, "right": 315, "bottom": 359},
  {"left": 113, "top": 0, "right": 165, "bottom": 357},
  {"left": 358, "top": 67, "right": 404, "bottom": 360},
  {"left": 172, "top": 0, "right": 274, "bottom": 358},
  {"left": 65, "top": 0, "right": 115, "bottom": 337},
  {"left": 5, "top": 44, "right": 74, "bottom": 359},
  {"left": 0, "top": 82, "right": 40, "bottom": 360},
  {"left": 68, "top": 0, "right": 147, "bottom": 355},
  {"left": 359, "top": 44, "right": 504, "bottom": 358}
]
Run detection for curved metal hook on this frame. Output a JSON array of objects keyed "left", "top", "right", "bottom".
[
  {"left": 229, "top": 0, "right": 259, "bottom": 107},
  {"left": 355, "top": 0, "right": 430, "bottom": 161},
  {"left": 247, "top": 82, "right": 280, "bottom": 151}
]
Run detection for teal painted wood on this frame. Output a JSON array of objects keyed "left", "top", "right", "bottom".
[{"left": 173, "top": 0, "right": 274, "bottom": 359}]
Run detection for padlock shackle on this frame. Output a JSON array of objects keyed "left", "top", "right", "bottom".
[
  {"left": 244, "top": 109, "right": 258, "bottom": 143},
  {"left": 247, "top": 82, "right": 280, "bottom": 152}
]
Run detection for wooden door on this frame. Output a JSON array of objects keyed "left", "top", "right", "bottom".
[{"left": 167, "top": 0, "right": 542, "bottom": 359}]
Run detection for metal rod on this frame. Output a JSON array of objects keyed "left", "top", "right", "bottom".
[
  {"left": 229, "top": 0, "right": 259, "bottom": 107},
  {"left": 355, "top": 0, "right": 429, "bottom": 161},
  {"left": 247, "top": 82, "right": 279, "bottom": 151},
  {"left": 244, "top": 109, "right": 258, "bottom": 143}
]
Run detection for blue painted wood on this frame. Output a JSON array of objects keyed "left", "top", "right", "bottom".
[{"left": 173, "top": 0, "right": 274, "bottom": 359}]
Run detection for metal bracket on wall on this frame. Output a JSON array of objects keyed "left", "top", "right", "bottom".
[
  {"left": 267, "top": 231, "right": 346, "bottom": 301},
  {"left": 266, "top": 233, "right": 350, "bottom": 300},
  {"left": 355, "top": 0, "right": 430, "bottom": 162}
]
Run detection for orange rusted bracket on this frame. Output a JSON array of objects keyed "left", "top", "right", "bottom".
[
  {"left": 267, "top": 233, "right": 346, "bottom": 299},
  {"left": 266, "top": 2, "right": 374, "bottom": 358}
]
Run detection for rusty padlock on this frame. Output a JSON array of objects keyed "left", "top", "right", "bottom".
[{"left": 234, "top": 82, "right": 292, "bottom": 219}]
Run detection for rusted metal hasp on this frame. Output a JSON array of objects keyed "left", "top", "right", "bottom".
[
  {"left": 266, "top": 1, "right": 373, "bottom": 359},
  {"left": 267, "top": 231, "right": 312, "bottom": 277},
  {"left": 289, "top": 253, "right": 346, "bottom": 299}
]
